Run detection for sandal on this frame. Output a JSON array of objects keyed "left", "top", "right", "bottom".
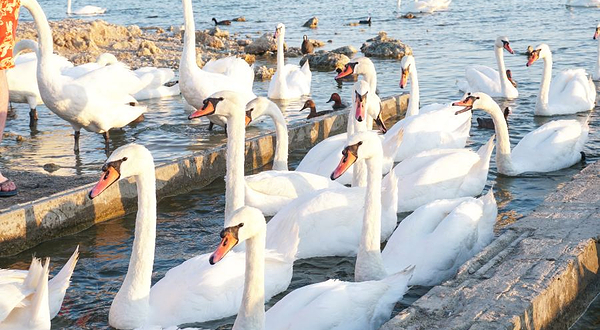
[{"left": 0, "top": 179, "right": 18, "bottom": 197}]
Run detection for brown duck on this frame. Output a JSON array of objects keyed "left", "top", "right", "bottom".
[{"left": 301, "top": 99, "right": 333, "bottom": 119}]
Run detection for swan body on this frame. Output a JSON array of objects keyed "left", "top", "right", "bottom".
[
  {"left": 398, "top": 0, "right": 451, "bottom": 13},
  {"left": 21, "top": 0, "right": 146, "bottom": 152},
  {"left": 392, "top": 134, "right": 495, "bottom": 212},
  {"left": 0, "top": 248, "right": 78, "bottom": 328},
  {"left": 382, "top": 190, "right": 497, "bottom": 286},
  {"left": 180, "top": 0, "right": 255, "bottom": 128},
  {"left": 66, "top": 0, "right": 106, "bottom": 15},
  {"left": 132, "top": 67, "right": 180, "bottom": 101},
  {"left": 61, "top": 53, "right": 119, "bottom": 78},
  {"left": 458, "top": 36, "right": 518, "bottom": 99},
  {"left": 268, "top": 23, "right": 312, "bottom": 100},
  {"left": 244, "top": 97, "right": 344, "bottom": 216},
  {"left": 527, "top": 43, "right": 596, "bottom": 116},
  {"left": 593, "top": 23, "right": 600, "bottom": 80},
  {"left": 453, "top": 93, "right": 589, "bottom": 176}
]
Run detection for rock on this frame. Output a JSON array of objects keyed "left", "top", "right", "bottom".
[
  {"left": 360, "top": 31, "right": 412, "bottom": 59},
  {"left": 69, "top": 52, "right": 95, "bottom": 65},
  {"left": 112, "top": 40, "right": 132, "bottom": 50},
  {"left": 209, "top": 27, "right": 230, "bottom": 38},
  {"left": 127, "top": 25, "right": 142, "bottom": 37},
  {"left": 195, "top": 31, "right": 224, "bottom": 49},
  {"left": 310, "top": 39, "right": 326, "bottom": 48},
  {"left": 285, "top": 47, "right": 303, "bottom": 58},
  {"left": 43, "top": 163, "right": 61, "bottom": 173},
  {"left": 302, "top": 17, "right": 318, "bottom": 28},
  {"left": 241, "top": 54, "right": 256, "bottom": 65},
  {"left": 254, "top": 65, "right": 275, "bottom": 81},
  {"left": 137, "top": 40, "right": 162, "bottom": 56},
  {"left": 233, "top": 16, "right": 246, "bottom": 22},
  {"left": 245, "top": 33, "right": 278, "bottom": 55},
  {"left": 237, "top": 39, "right": 251, "bottom": 46},
  {"left": 300, "top": 51, "right": 350, "bottom": 71},
  {"left": 331, "top": 45, "right": 358, "bottom": 57}
]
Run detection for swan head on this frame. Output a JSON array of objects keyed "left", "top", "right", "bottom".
[
  {"left": 209, "top": 206, "right": 266, "bottom": 265},
  {"left": 399, "top": 55, "right": 415, "bottom": 88},
  {"left": 353, "top": 81, "right": 370, "bottom": 122},
  {"left": 96, "top": 53, "right": 119, "bottom": 66},
  {"left": 14, "top": 39, "right": 39, "bottom": 58},
  {"left": 335, "top": 57, "right": 374, "bottom": 80},
  {"left": 274, "top": 23, "right": 285, "bottom": 41},
  {"left": 452, "top": 92, "right": 498, "bottom": 116},
  {"left": 327, "top": 93, "right": 342, "bottom": 105},
  {"left": 526, "top": 44, "right": 550, "bottom": 67},
  {"left": 245, "top": 96, "right": 281, "bottom": 125},
  {"left": 88, "top": 143, "right": 154, "bottom": 199},
  {"left": 188, "top": 90, "right": 246, "bottom": 120},
  {"left": 495, "top": 36, "right": 514, "bottom": 54},
  {"left": 594, "top": 23, "right": 600, "bottom": 40},
  {"left": 300, "top": 99, "right": 316, "bottom": 112},
  {"left": 331, "top": 131, "right": 382, "bottom": 180}
]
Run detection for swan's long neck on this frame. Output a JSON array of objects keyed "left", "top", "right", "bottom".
[
  {"left": 361, "top": 67, "right": 377, "bottom": 94},
  {"left": 596, "top": 38, "right": 600, "bottom": 77},
  {"left": 536, "top": 54, "right": 553, "bottom": 113},
  {"left": 233, "top": 230, "right": 265, "bottom": 330},
  {"left": 406, "top": 65, "right": 420, "bottom": 117},
  {"left": 495, "top": 47, "right": 510, "bottom": 95},
  {"left": 181, "top": 0, "right": 198, "bottom": 70},
  {"left": 225, "top": 113, "right": 246, "bottom": 222},
  {"left": 109, "top": 169, "right": 157, "bottom": 327},
  {"left": 488, "top": 103, "right": 514, "bottom": 174},
  {"left": 276, "top": 34, "right": 285, "bottom": 74},
  {"left": 355, "top": 151, "right": 387, "bottom": 282},
  {"left": 67, "top": 0, "right": 72, "bottom": 14},
  {"left": 268, "top": 105, "right": 289, "bottom": 171},
  {"left": 22, "top": 0, "right": 60, "bottom": 82}
]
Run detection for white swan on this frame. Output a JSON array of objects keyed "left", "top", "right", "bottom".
[
  {"left": 527, "top": 43, "right": 596, "bottom": 116},
  {"left": 209, "top": 205, "right": 414, "bottom": 330},
  {"left": 243, "top": 97, "right": 345, "bottom": 216},
  {"left": 0, "top": 248, "right": 78, "bottom": 328},
  {"left": 593, "top": 23, "right": 600, "bottom": 80},
  {"left": 21, "top": 0, "right": 146, "bottom": 153},
  {"left": 457, "top": 36, "right": 518, "bottom": 99},
  {"left": 180, "top": 0, "right": 255, "bottom": 130},
  {"left": 453, "top": 93, "right": 589, "bottom": 176},
  {"left": 66, "top": 0, "right": 106, "bottom": 15},
  {"left": 60, "top": 53, "right": 119, "bottom": 78},
  {"left": 391, "top": 132, "right": 495, "bottom": 212},
  {"left": 132, "top": 67, "right": 180, "bottom": 101},
  {"left": 268, "top": 23, "right": 312, "bottom": 100},
  {"left": 384, "top": 54, "right": 471, "bottom": 162},
  {"left": 397, "top": 0, "right": 451, "bottom": 13},
  {"left": 7, "top": 39, "right": 73, "bottom": 125}
]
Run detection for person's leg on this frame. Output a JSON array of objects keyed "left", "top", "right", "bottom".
[{"left": 0, "top": 69, "right": 15, "bottom": 193}]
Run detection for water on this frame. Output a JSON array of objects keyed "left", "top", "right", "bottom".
[{"left": 1, "top": 0, "right": 600, "bottom": 328}]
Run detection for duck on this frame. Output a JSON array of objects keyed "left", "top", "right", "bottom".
[
  {"left": 268, "top": 23, "right": 312, "bottom": 100},
  {"left": 453, "top": 93, "right": 589, "bottom": 176},
  {"left": 477, "top": 107, "right": 510, "bottom": 129},
  {"left": 506, "top": 69, "right": 518, "bottom": 88},
  {"left": 90, "top": 125, "right": 295, "bottom": 328},
  {"left": 397, "top": 0, "right": 451, "bottom": 13},
  {"left": 384, "top": 54, "right": 471, "bottom": 162},
  {"left": 66, "top": 0, "right": 106, "bottom": 15},
  {"left": 359, "top": 16, "right": 372, "bottom": 25},
  {"left": 327, "top": 92, "right": 348, "bottom": 109},
  {"left": 295, "top": 80, "right": 390, "bottom": 186},
  {"left": 457, "top": 36, "right": 518, "bottom": 99},
  {"left": 0, "top": 248, "right": 79, "bottom": 329},
  {"left": 212, "top": 17, "right": 231, "bottom": 25},
  {"left": 180, "top": 0, "right": 255, "bottom": 130},
  {"left": 7, "top": 39, "right": 73, "bottom": 126},
  {"left": 244, "top": 97, "right": 344, "bottom": 216},
  {"left": 209, "top": 204, "right": 414, "bottom": 330},
  {"left": 300, "top": 99, "right": 333, "bottom": 119},
  {"left": 301, "top": 35, "right": 314, "bottom": 55},
  {"left": 593, "top": 23, "right": 600, "bottom": 80},
  {"left": 21, "top": 0, "right": 146, "bottom": 154},
  {"left": 526, "top": 43, "right": 596, "bottom": 116}
]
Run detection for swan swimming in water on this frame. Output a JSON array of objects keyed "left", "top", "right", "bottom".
[{"left": 66, "top": 0, "right": 106, "bottom": 15}]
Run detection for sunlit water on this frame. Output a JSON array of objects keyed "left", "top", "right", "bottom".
[{"left": 1, "top": 0, "right": 600, "bottom": 328}]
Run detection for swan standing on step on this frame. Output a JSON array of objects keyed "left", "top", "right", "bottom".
[
  {"left": 0, "top": 248, "right": 79, "bottom": 329},
  {"left": 66, "top": 0, "right": 106, "bottom": 15},
  {"left": 21, "top": 0, "right": 147, "bottom": 153},
  {"left": 210, "top": 205, "right": 414, "bottom": 330},
  {"left": 384, "top": 54, "right": 471, "bottom": 162},
  {"left": 526, "top": 43, "right": 596, "bottom": 116},
  {"left": 457, "top": 36, "right": 518, "bottom": 99},
  {"left": 180, "top": 0, "right": 255, "bottom": 130},
  {"left": 453, "top": 93, "right": 589, "bottom": 175},
  {"left": 397, "top": 0, "right": 451, "bottom": 13},
  {"left": 593, "top": 23, "right": 600, "bottom": 80},
  {"left": 244, "top": 97, "right": 344, "bottom": 216},
  {"left": 268, "top": 23, "right": 312, "bottom": 100}
]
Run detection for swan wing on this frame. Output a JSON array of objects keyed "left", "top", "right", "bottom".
[
  {"left": 246, "top": 170, "right": 343, "bottom": 199},
  {"left": 548, "top": 69, "right": 596, "bottom": 112},
  {"left": 71, "top": 63, "right": 143, "bottom": 96},
  {"left": 464, "top": 65, "right": 501, "bottom": 95}
]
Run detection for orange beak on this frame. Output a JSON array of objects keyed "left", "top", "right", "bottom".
[
  {"left": 88, "top": 166, "right": 120, "bottom": 199},
  {"left": 335, "top": 64, "right": 354, "bottom": 80},
  {"left": 526, "top": 51, "right": 539, "bottom": 67},
  {"left": 209, "top": 232, "right": 238, "bottom": 265},
  {"left": 355, "top": 96, "right": 366, "bottom": 122},
  {"left": 594, "top": 28, "right": 599, "bottom": 40},
  {"left": 452, "top": 97, "right": 476, "bottom": 115},
  {"left": 331, "top": 148, "right": 358, "bottom": 180},
  {"left": 399, "top": 69, "right": 409, "bottom": 89},
  {"left": 188, "top": 101, "right": 215, "bottom": 120},
  {"left": 503, "top": 43, "right": 514, "bottom": 54},
  {"left": 374, "top": 112, "right": 388, "bottom": 134},
  {"left": 245, "top": 110, "right": 252, "bottom": 126}
]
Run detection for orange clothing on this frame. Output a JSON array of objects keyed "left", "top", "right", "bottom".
[{"left": 0, "top": 0, "right": 20, "bottom": 70}]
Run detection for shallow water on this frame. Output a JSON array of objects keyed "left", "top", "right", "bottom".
[{"left": 2, "top": 0, "right": 600, "bottom": 329}]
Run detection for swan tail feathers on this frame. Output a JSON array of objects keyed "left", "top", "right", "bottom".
[
  {"left": 476, "top": 188, "right": 498, "bottom": 250},
  {"left": 48, "top": 246, "right": 79, "bottom": 319},
  {"left": 301, "top": 60, "right": 310, "bottom": 75},
  {"left": 29, "top": 258, "right": 51, "bottom": 329},
  {"left": 477, "top": 135, "right": 496, "bottom": 160},
  {"left": 375, "top": 265, "right": 414, "bottom": 322}
]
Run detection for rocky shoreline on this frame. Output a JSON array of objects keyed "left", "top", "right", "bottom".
[{"left": 15, "top": 19, "right": 412, "bottom": 79}]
